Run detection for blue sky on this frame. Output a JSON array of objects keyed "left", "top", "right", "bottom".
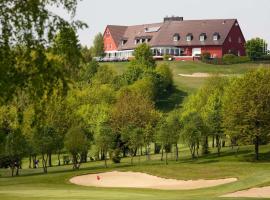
[{"left": 56, "top": 0, "right": 270, "bottom": 47}]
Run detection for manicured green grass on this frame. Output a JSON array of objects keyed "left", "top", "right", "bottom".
[
  {"left": 103, "top": 61, "right": 270, "bottom": 93},
  {"left": 1, "top": 145, "right": 270, "bottom": 200}
]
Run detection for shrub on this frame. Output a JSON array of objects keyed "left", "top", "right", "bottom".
[
  {"left": 260, "top": 55, "right": 270, "bottom": 61},
  {"left": 163, "top": 54, "right": 173, "bottom": 61},
  {"left": 222, "top": 54, "right": 250, "bottom": 65},
  {"left": 111, "top": 149, "right": 121, "bottom": 163},
  {"left": 201, "top": 52, "right": 211, "bottom": 61}
]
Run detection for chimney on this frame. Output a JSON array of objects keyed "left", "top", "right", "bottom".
[{"left": 164, "top": 16, "right": 184, "bottom": 22}]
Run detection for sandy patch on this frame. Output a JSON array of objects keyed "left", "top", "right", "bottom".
[
  {"left": 222, "top": 186, "right": 270, "bottom": 198},
  {"left": 179, "top": 73, "right": 213, "bottom": 78},
  {"left": 178, "top": 73, "right": 236, "bottom": 78},
  {"left": 70, "top": 171, "right": 237, "bottom": 190}
]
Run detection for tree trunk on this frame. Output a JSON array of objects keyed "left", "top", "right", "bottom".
[
  {"left": 255, "top": 135, "right": 259, "bottom": 160},
  {"left": 104, "top": 153, "right": 107, "bottom": 168},
  {"left": 11, "top": 165, "right": 15, "bottom": 177},
  {"left": 161, "top": 147, "right": 164, "bottom": 161},
  {"left": 175, "top": 143, "right": 179, "bottom": 161},
  {"left": 216, "top": 135, "right": 219, "bottom": 148},
  {"left": 131, "top": 156, "right": 133, "bottom": 165},
  {"left": 16, "top": 166, "right": 19, "bottom": 176},
  {"left": 216, "top": 135, "right": 221, "bottom": 156},
  {"left": 72, "top": 154, "right": 79, "bottom": 170},
  {"left": 202, "top": 136, "right": 209, "bottom": 155},
  {"left": 146, "top": 144, "right": 151, "bottom": 161},
  {"left": 48, "top": 153, "right": 52, "bottom": 167},
  {"left": 42, "top": 154, "right": 48, "bottom": 173},
  {"left": 33, "top": 155, "right": 36, "bottom": 168},
  {"left": 165, "top": 152, "right": 168, "bottom": 165},
  {"left": 222, "top": 140, "right": 226, "bottom": 147},
  {"left": 212, "top": 136, "right": 215, "bottom": 148},
  {"left": 29, "top": 155, "right": 32, "bottom": 169},
  {"left": 57, "top": 152, "right": 61, "bottom": 166}
]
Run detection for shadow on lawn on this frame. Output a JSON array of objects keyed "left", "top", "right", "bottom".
[{"left": 156, "top": 87, "right": 187, "bottom": 112}]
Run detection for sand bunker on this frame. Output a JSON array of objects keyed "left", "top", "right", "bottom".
[
  {"left": 179, "top": 73, "right": 213, "bottom": 78},
  {"left": 178, "top": 73, "right": 235, "bottom": 78},
  {"left": 222, "top": 186, "right": 270, "bottom": 198},
  {"left": 70, "top": 171, "right": 237, "bottom": 190}
]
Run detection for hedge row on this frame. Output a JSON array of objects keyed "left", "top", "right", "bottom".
[{"left": 202, "top": 53, "right": 251, "bottom": 65}]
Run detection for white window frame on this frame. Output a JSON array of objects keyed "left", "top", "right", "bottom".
[
  {"left": 186, "top": 35, "right": 192, "bottom": 42},
  {"left": 173, "top": 35, "right": 179, "bottom": 42},
  {"left": 200, "top": 35, "right": 205, "bottom": 42},
  {"left": 213, "top": 35, "right": 218, "bottom": 41}
]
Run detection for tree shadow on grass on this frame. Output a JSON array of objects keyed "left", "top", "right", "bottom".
[
  {"left": 156, "top": 87, "right": 187, "bottom": 112},
  {"left": 242, "top": 151, "right": 270, "bottom": 163}
]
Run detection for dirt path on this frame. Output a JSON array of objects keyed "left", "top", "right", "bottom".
[
  {"left": 70, "top": 171, "right": 237, "bottom": 190},
  {"left": 222, "top": 186, "right": 270, "bottom": 198}
]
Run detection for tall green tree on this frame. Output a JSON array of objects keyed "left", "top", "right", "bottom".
[
  {"left": 131, "top": 43, "right": 156, "bottom": 70},
  {"left": 92, "top": 33, "right": 105, "bottom": 57},
  {"left": 64, "top": 126, "right": 89, "bottom": 170},
  {"left": 157, "top": 113, "right": 180, "bottom": 164},
  {"left": 121, "top": 125, "right": 144, "bottom": 164},
  {"left": 245, "top": 38, "right": 268, "bottom": 60},
  {"left": 0, "top": 0, "right": 86, "bottom": 102},
  {"left": 5, "top": 129, "right": 27, "bottom": 176},
  {"left": 201, "top": 76, "right": 228, "bottom": 155},
  {"left": 223, "top": 69, "right": 270, "bottom": 160},
  {"left": 52, "top": 27, "right": 82, "bottom": 79},
  {"left": 181, "top": 112, "right": 205, "bottom": 159}
]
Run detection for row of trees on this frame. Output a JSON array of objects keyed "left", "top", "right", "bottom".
[
  {"left": 2, "top": 40, "right": 270, "bottom": 176},
  {"left": 181, "top": 69, "right": 270, "bottom": 161},
  {"left": 0, "top": 43, "right": 175, "bottom": 175},
  {"left": 1, "top": 0, "right": 269, "bottom": 176}
]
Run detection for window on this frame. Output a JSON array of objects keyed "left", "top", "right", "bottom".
[
  {"left": 135, "top": 39, "right": 140, "bottom": 44},
  {"left": 121, "top": 40, "right": 127, "bottom": 46},
  {"left": 173, "top": 34, "right": 180, "bottom": 42},
  {"left": 105, "top": 30, "right": 110, "bottom": 37},
  {"left": 186, "top": 34, "right": 193, "bottom": 42},
  {"left": 213, "top": 33, "right": 220, "bottom": 41},
  {"left": 199, "top": 33, "right": 206, "bottom": 42}
]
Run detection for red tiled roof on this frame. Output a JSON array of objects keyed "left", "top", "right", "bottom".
[{"left": 106, "top": 19, "right": 238, "bottom": 50}]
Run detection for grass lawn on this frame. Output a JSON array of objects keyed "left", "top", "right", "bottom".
[
  {"left": 1, "top": 145, "right": 270, "bottom": 200},
  {"left": 103, "top": 61, "right": 270, "bottom": 112},
  {"left": 103, "top": 61, "right": 270, "bottom": 93}
]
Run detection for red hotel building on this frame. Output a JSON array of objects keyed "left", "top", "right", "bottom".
[{"left": 103, "top": 17, "right": 246, "bottom": 60}]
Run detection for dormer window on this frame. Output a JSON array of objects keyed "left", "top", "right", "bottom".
[
  {"left": 213, "top": 32, "right": 220, "bottom": 41},
  {"left": 135, "top": 39, "right": 140, "bottom": 44},
  {"left": 173, "top": 33, "right": 180, "bottom": 42},
  {"left": 199, "top": 33, "right": 207, "bottom": 42},
  {"left": 186, "top": 33, "right": 193, "bottom": 42},
  {"left": 121, "top": 39, "right": 127, "bottom": 46}
]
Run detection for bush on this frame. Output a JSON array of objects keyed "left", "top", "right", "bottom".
[
  {"left": 201, "top": 52, "right": 211, "bottom": 61},
  {"left": 260, "top": 55, "right": 270, "bottom": 61},
  {"left": 111, "top": 149, "right": 121, "bottom": 163},
  {"left": 163, "top": 54, "right": 173, "bottom": 61},
  {"left": 222, "top": 54, "right": 250, "bottom": 64}
]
